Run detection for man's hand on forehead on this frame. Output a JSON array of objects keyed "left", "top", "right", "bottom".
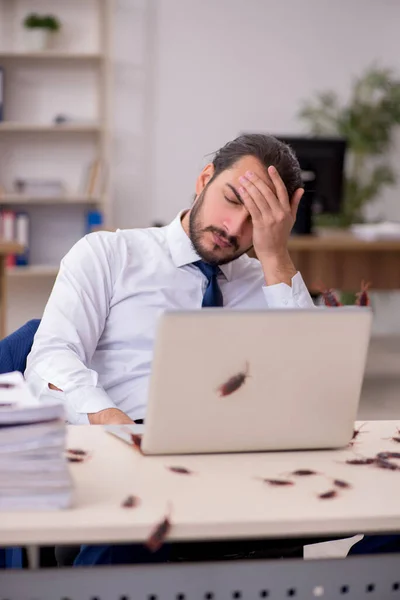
[{"left": 236, "top": 165, "right": 303, "bottom": 265}]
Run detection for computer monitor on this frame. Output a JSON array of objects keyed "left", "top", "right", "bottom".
[{"left": 275, "top": 136, "right": 347, "bottom": 235}]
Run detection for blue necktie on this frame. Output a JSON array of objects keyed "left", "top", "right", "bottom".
[{"left": 194, "top": 260, "right": 223, "bottom": 307}]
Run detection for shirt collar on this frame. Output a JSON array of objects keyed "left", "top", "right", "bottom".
[{"left": 166, "top": 210, "right": 235, "bottom": 281}]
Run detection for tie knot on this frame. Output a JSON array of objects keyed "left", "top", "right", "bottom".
[{"left": 194, "top": 260, "right": 220, "bottom": 281}]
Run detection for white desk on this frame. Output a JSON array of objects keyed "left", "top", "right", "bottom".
[{"left": 2, "top": 421, "right": 400, "bottom": 600}]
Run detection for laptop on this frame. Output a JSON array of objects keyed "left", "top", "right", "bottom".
[{"left": 114, "top": 307, "right": 372, "bottom": 455}]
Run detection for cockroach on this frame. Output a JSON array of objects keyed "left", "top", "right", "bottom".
[
  {"left": 262, "top": 478, "right": 294, "bottom": 486},
  {"left": 383, "top": 452, "right": 400, "bottom": 460},
  {"left": 376, "top": 452, "right": 391, "bottom": 460},
  {"left": 291, "top": 469, "right": 318, "bottom": 476},
  {"left": 355, "top": 280, "right": 371, "bottom": 307},
  {"left": 130, "top": 433, "right": 143, "bottom": 453},
  {"left": 0, "top": 383, "right": 15, "bottom": 389},
  {"left": 319, "top": 286, "right": 343, "bottom": 307},
  {"left": 333, "top": 479, "right": 351, "bottom": 489},
  {"left": 66, "top": 448, "right": 87, "bottom": 456},
  {"left": 166, "top": 466, "right": 193, "bottom": 475},
  {"left": 345, "top": 458, "right": 375, "bottom": 465},
  {"left": 375, "top": 457, "right": 398, "bottom": 471},
  {"left": 122, "top": 495, "right": 140, "bottom": 508},
  {"left": 319, "top": 490, "right": 338, "bottom": 499},
  {"left": 217, "top": 362, "right": 250, "bottom": 397},
  {"left": 352, "top": 422, "right": 367, "bottom": 440},
  {"left": 145, "top": 507, "right": 172, "bottom": 553},
  {"left": 391, "top": 437, "right": 400, "bottom": 444},
  {"left": 66, "top": 456, "right": 85, "bottom": 463}
]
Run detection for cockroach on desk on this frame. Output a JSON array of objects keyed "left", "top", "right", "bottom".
[{"left": 355, "top": 281, "right": 371, "bottom": 307}]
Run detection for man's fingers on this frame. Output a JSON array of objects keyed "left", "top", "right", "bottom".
[
  {"left": 267, "top": 166, "right": 290, "bottom": 210},
  {"left": 238, "top": 184, "right": 262, "bottom": 221},
  {"left": 240, "top": 173, "right": 278, "bottom": 214},
  {"left": 291, "top": 188, "right": 304, "bottom": 221}
]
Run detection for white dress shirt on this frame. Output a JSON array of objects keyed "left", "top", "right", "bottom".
[{"left": 25, "top": 211, "right": 315, "bottom": 424}]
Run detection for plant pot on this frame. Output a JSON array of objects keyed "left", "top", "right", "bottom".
[{"left": 24, "top": 29, "right": 54, "bottom": 52}]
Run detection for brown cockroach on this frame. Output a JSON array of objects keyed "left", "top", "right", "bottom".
[
  {"left": 377, "top": 451, "right": 400, "bottom": 460},
  {"left": 217, "top": 362, "right": 250, "bottom": 397},
  {"left": 0, "top": 383, "right": 16, "bottom": 389},
  {"left": 352, "top": 422, "right": 368, "bottom": 440},
  {"left": 333, "top": 479, "right": 351, "bottom": 489},
  {"left": 66, "top": 448, "right": 87, "bottom": 457},
  {"left": 291, "top": 469, "right": 318, "bottom": 476},
  {"left": 145, "top": 505, "right": 172, "bottom": 553},
  {"left": 355, "top": 281, "right": 371, "bottom": 307},
  {"left": 375, "top": 457, "right": 398, "bottom": 471},
  {"left": 261, "top": 478, "right": 294, "bottom": 486},
  {"left": 66, "top": 456, "right": 85, "bottom": 463},
  {"left": 391, "top": 437, "right": 400, "bottom": 444},
  {"left": 345, "top": 457, "right": 375, "bottom": 465},
  {"left": 319, "top": 286, "right": 343, "bottom": 307},
  {"left": 122, "top": 495, "right": 140, "bottom": 508},
  {"left": 130, "top": 433, "right": 143, "bottom": 454},
  {"left": 319, "top": 490, "right": 338, "bottom": 499},
  {"left": 166, "top": 466, "right": 193, "bottom": 475}
]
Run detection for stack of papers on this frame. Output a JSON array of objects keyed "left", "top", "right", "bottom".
[{"left": 0, "top": 371, "right": 73, "bottom": 510}]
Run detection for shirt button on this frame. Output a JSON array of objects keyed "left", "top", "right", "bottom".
[{"left": 282, "top": 299, "right": 288, "bottom": 305}]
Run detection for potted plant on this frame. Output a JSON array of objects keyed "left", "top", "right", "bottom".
[
  {"left": 23, "top": 13, "right": 61, "bottom": 51},
  {"left": 298, "top": 66, "right": 400, "bottom": 229}
]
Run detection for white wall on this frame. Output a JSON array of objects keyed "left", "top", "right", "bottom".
[
  {"left": 6, "top": 0, "right": 400, "bottom": 334},
  {"left": 148, "top": 0, "right": 400, "bottom": 224}
]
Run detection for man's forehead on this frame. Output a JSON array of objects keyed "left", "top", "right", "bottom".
[{"left": 227, "top": 157, "right": 267, "bottom": 179}]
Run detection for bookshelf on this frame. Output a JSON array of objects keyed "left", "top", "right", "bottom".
[{"left": 0, "top": 1, "right": 113, "bottom": 331}]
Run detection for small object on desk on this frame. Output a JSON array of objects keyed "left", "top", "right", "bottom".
[
  {"left": 66, "top": 448, "right": 87, "bottom": 457},
  {"left": 121, "top": 494, "right": 140, "bottom": 508},
  {"left": 355, "top": 281, "right": 371, "bottom": 307},
  {"left": 377, "top": 451, "right": 400, "bottom": 460},
  {"left": 166, "top": 466, "right": 193, "bottom": 475},
  {"left": 345, "top": 457, "right": 375, "bottom": 466},
  {"left": 333, "top": 479, "right": 351, "bottom": 489},
  {"left": 291, "top": 469, "right": 318, "bottom": 477},
  {"left": 319, "top": 286, "right": 343, "bottom": 307},
  {"left": 375, "top": 457, "right": 399, "bottom": 471},
  {"left": 318, "top": 490, "right": 338, "bottom": 500},
  {"left": 130, "top": 433, "right": 143, "bottom": 453},
  {"left": 261, "top": 478, "right": 294, "bottom": 486}
]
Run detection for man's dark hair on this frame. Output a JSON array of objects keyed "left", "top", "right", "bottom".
[{"left": 211, "top": 133, "right": 303, "bottom": 199}]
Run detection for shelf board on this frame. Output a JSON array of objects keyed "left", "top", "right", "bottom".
[
  {"left": 0, "top": 51, "right": 104, "bottom": 61},
  {"left": 0, "top": 194, "right": 100, "bottom": 205},
  {"left": 7, "top": 265, "right": 59, "bottom": 278},
  {"left": 0, "top": 122, "right": 102, "bottom": 133}
]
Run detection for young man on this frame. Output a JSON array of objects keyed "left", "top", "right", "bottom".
[
  {"left": 25, "top": 133, "right": 315, "bottom": 428},
  {"left": 25, "top": 133, "right": 316, "bottom": 566}
]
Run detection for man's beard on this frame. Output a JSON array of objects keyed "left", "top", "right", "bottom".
[{"left": 188, "top": 188, "right": 250, "bottom": 266}]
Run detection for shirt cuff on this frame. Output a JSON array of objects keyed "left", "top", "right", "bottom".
[
  {"left": 262, "top": 272, "right": 315, "bottom": 308},
  {"left": 66, "top": 385, "right": 117, "bottom": 415}
]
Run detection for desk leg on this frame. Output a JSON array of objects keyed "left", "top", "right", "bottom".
[
  {"left": 0, "top": 256, "right": 6, "bottom": 339},
  {"left": 2, "top": 554, "right": 400, "bottom": 599}
]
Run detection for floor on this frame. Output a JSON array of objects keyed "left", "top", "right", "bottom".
[{"left": 304, "top": 335, "right": 400, "bottom": 559}]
